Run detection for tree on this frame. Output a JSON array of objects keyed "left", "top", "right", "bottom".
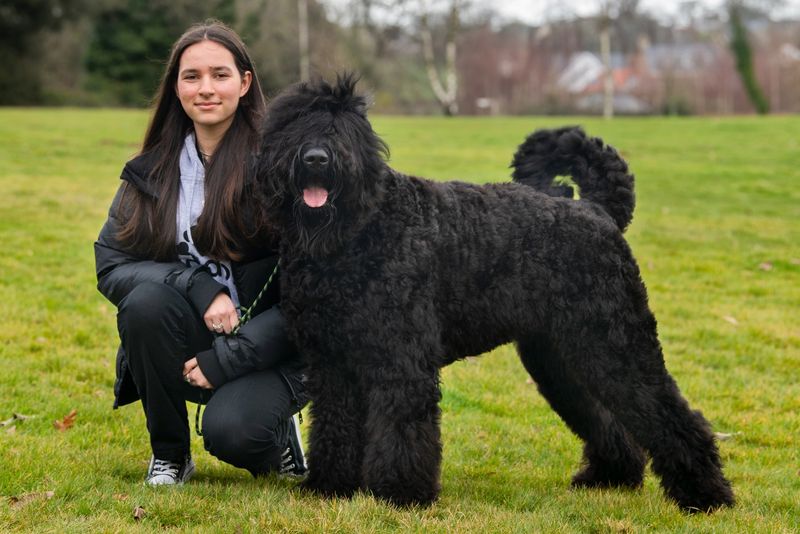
[
  {"left": 595, "top": 0, "right": 640, "bottom": 118},
  {"left": 298, "top": 0, "right": 311, "bottom": 81},
  {"left": 237, "top": 0, "right": 339, "bottom": 94},
  {"left": 0, "top": 0, "right": 86, "bottom": 104},
  {"left": 420, "top": 0, "right": 461, "bottom": 115},
  {"left": 597, "top": 5, "right": 614, "bottom": 118},
  {"left": 84, "top": 0, "right": 235, "bottom": 106},
  {"left": 727, "top": 1, "right": 769, "bottom": 113}
]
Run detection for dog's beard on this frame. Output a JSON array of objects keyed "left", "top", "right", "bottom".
[
  {"left": 291, "top": 197, "right": 341, "bottom": 256},
  {"left": 287, "top": 154, "right": 347, "bottom": 257}
]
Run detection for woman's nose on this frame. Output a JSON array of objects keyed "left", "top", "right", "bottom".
[{"left": 199, "top": 75, "right": 214, "bottom": 95}]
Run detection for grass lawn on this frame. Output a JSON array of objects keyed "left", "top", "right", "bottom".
[{"left": 0, "top": 108, "right": 798, "bottom": 533}]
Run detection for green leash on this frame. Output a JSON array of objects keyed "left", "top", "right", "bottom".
[
  {"left": 233, "top": 260, "right": 280, "bottom": 335},
  {"left": 195, "top": 260, "right": 280, "bottom": 436}
]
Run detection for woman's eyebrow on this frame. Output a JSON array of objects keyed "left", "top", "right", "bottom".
[{"left": 179, "top": 66, "right": 234, "bottom": 75}]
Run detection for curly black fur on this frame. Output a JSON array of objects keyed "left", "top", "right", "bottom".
[
  {"left": 255, "top": 75, "right": 735, "bottom": 512},
  {"left": 511, "top": 126, "right": 635, "bottom": 232}
]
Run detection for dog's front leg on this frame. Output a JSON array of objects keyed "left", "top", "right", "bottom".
[
  {"left": 362, "top": 371, "right": 443, "bottom": 507},
  {"left": 301, "top": 363, "right": 365, "bottom": 499}
]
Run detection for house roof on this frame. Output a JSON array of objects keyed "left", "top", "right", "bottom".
[{"left": 556, "top": 51, "right": 626, "bottom": 93}]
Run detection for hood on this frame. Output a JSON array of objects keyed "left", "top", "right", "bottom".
[{"left": 120, "top": 151, "right": 161, "bottom": 198}]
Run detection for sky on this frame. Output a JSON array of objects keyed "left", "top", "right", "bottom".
[
  {"left": 324, "top": 1, "right": 800, "bottom": 26},
  {"left": 491, "top": 0, "right": 800, "bottom": 24}
]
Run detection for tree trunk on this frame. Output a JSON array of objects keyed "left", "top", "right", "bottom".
[
  {"left": 599, "top": 21, "right": 614, "bottom": 118},
  {"left": 420, "top": 1, "right": 459, "bottom": 116},
  {"left": 298, "top": 0, "right": 310, "bottom": 82}
]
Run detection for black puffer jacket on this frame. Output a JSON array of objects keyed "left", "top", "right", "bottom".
[{"left": 94, "top": 152, "right": 306, "bottom": 409}]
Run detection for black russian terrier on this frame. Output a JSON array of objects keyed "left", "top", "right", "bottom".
[{"left": 255, "top": 75, "right": 734, "bottom": 512}]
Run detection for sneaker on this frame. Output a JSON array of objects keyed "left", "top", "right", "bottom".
[
  {"left": 279, "top": 414, "right": 307, "bottom": 478},
  {"left": 145, "top": 454, "right": 195, "bottom": 486}
]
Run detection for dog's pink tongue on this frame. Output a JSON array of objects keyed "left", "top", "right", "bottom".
[{"left": 303, "top": 187, "right": 328, "bottom": 208}]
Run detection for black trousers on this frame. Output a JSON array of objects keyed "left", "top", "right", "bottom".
[{"left": 117, "top": 281, "right": 299, "bottom": 474}]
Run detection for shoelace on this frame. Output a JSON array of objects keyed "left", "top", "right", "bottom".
[
  {"left": 151, "top": 459, "right": 181, "bottom": 478},
  {"left": 279, "top": 448, "right": 296, "bottom": 474}
]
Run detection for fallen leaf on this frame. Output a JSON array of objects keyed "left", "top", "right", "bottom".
[
  {"left": 53, "top": 409, "right": 77, "bottom": 432},
  {"left": 6, "top": 426, "right": 16, "bottom": 435},
  {"left": 114, "top": 493, "right": 129, "bottom": 502},
  {"left": 715, "top": 432, "right": 742, "bottom": 441},
  {"left": 790, "top": 258, "right": 800, "bottom": 266},
  {"left": 133, "top": 506, "right": 146, "bottom": 521},
  {"left": 722, "top": 315, "right": 739, "bottom": 325},
  {"left": 758, "top": 262, "right": 773, "bottom": 271},
  {"left": 8, "top": 491, "right": 54, "bottom": 508},
  {"left": 525, "top": 377, "right": 534, "bottom": 385}
]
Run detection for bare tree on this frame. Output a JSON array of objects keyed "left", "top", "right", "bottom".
[
  {"left": 596, "top": 0, "right": 640, "bottom": 118},
  {"left": 420, "top": 0, "right": 460, "bottom": 115},
  {"left": 298, "top": 0, "right": 310, "bottom": 81},
  {"left": 598, "top": 5, "right": 614, "bottom": 118}
]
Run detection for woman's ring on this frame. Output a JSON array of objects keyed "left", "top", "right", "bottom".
[
  {"left": 184, "top": 375, "right": 191, "bottom": 383},
  {"left": 212, "top": 322, "right": 223, "bottom": 331}
]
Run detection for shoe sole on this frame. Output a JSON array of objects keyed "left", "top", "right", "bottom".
[
  {"left": 290, "top": 414, "right": 307, "bottom": 474},
  {"left": 145, "top": 460, "right": 196, "bottom": 487}
]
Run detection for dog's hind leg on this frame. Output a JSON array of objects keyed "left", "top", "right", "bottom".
[
  {"left": 563, "top": 329, "right": 735, "bottom": 512},
  {"left": 361, "top": 366, "right": 443, "bottom": 507},
  {"left": 302, "top": 363, "right": 366, "bottom": 499},
  {"left": 517, "top": 335, "right": 646, "bottom": 489}
]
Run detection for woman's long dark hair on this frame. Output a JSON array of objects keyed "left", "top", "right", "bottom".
[{"left": 117, "top": 20, "right": 268, "bottom": 262}]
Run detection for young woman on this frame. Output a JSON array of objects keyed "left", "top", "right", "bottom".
[{"left": 94, "top": 20, "right": 308, "bottom": 485}]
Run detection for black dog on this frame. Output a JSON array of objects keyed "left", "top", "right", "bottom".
[{"left": 256, "top": 75, "right": 734, "bottom": 512}]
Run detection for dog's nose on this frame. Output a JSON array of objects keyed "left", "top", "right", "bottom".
[{"left": 302, "top": 148, "right": 329, "bottom": 169}]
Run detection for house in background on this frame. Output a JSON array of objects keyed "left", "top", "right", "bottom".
[{"left": 554, "top": 40, "right": 725, "bottom": 115}]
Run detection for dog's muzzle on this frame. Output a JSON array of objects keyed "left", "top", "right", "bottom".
[{"left": 300, "top": 147, "right": 331, "bottom": 208}]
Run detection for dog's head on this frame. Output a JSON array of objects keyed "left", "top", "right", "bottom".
[{"left": 256, "top": 73, "right": 388, "bottom": 256}]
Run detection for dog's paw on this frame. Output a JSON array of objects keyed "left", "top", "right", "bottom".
[
  {"left": 300, "top": 476, "right": 358, "bottom": 499},
  {"left": 666, "top": 475, "right": 735, "bottom": 514},
  {"left": 369, "top": 484, "right": 439, "bottom": 508},
  {"left": 570, "top": 461, "right": 644, "bottom": 490}
]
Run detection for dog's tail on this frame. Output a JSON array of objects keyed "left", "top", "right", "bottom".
[{"left": 510, "top": 126, "right": 635, "bottom": 232}]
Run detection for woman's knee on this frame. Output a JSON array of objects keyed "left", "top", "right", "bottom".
[
  {"left": 117, "top": 282, "right": 187, "bottom": 334},
  {"left": 201, "top": 404, "right": 286, "bottom": 469}
]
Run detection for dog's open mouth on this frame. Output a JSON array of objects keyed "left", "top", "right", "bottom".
[{"left": 303, "top": 186, "right": 329, "bottom": 208}]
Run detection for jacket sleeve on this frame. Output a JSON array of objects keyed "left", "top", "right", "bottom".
[
  {"left": 94, "top": 183, "right": 227, "bottom": 314},
  {"left": 195, "top": 305, "right": 296, "bottom": 388}
]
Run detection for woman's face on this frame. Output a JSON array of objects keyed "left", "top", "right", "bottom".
[{"left": 176, "top": 39, "right": 252, "bottom": 135}]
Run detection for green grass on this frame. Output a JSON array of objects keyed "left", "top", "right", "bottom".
[{"left": 1, "top": 109, "right": 798, "bottom": 532}]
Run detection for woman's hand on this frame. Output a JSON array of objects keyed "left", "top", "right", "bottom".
[
  {"left": 204, "top": 292, "right": 239, "bottom": 335},
  {"left": 183, "top": 357, "right": 213, "bottom": 389}
]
